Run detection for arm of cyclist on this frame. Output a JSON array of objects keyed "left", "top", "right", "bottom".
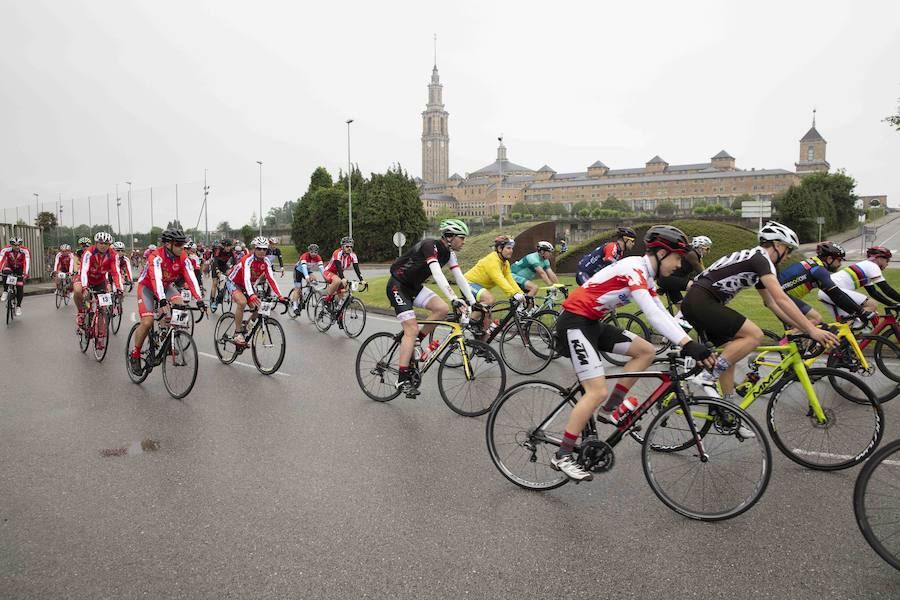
[
  {"left": 428, "top": 261, "right": 463, "bottom": 306},
  {"left": 875, "top": 281, "right": 900, "bottom": 304},
  {"left": 534, "top": 265, "right": 557, "bottom": 285},
  {"left": 492, "top": 266, "right": 524, "bottom": 301},
  {"left": 182, "top": 257, "right": 202, "bottom": 301},
  {"left": 263, "top": 262, "right": 286, "bottom": 301},
  {"left": 759, "top": 275, "right": 837, "bottom": 345},
  {"left": 352, "top": 262, "right": 363, "bottom": 282},
  {"left": 863, "top": 283, "right": 896, "bottom": 307},
  {"left": 22, "top": 247, "right": 30, "bottom": 280}
]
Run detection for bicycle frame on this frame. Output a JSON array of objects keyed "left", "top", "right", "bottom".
[
  {"left": 740, "top": 341, "right": 827, "bottom": 422},
  {"left": 752, "top": 322, "right": 871, "bottom": 373}
]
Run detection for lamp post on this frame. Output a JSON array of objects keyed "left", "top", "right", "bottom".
[
  {"left": 33, "top": 193, "right": 39, "bottom": 226},
  {"left": 346, "top": 119, "right": 353, "bottom": 238},
  {"left": 57, "top": 200, "right": 63, "bottom": 247},
  {"left": 203, "top": 169, "right": 209, "bottom": 245},
  {"left": 116, "top": 195, "right": 122, "bottom": 239},
  {"left": 125, "top": 181, "right": 133, "bottom": 251},
  {"left": 256, "top": 161, "right": 263, "bottom": 236},
  {"left": 497, "top": 135, "right": 504, "bottom": 228}
]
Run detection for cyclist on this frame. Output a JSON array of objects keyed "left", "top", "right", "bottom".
[
  {"left": 224, "top": 236, "right": 285, "bottom": 346},
  {"left": 0, "top": 237, "right": 31, "bottom": 316},
  {"left": 142, "top": 244, "right": 157, "bottom": 265},
  {"left": 233, "top": 243, "right": 246, "bottom": 261},
  {"left": 818, "top": 246, "right": 900, "bottom": 320},
  {"left": 129, "top": 229, "right": 205, "bottom": 375},
  {"left": 290, "top": 243, "right": 325, "bottom": 314},
  {"left": 52, "top": 244, "right": 76, "bottom": 294},
  {"left": 73, "top": 232, "right": 124, "bottom": 329},
  {"left": 779, "top": 241, "right": 871, "bottom": 326},
  {"left": 550, "top": 226, "right": 716, "bottom": 481},
  {"left": 266, "top": 237, "right": 284, "bottom": 273},
  {"left": 511, "top": 240, "right": 560, "bottom": 296},
  {"left": 657, "top": 235, "right": 711, "bottom": 310},
  {"left": 575, "top": 226, "right": 637, "bottom": 285},
  {"left": 322, "top": 236, "right": 364, "bottom": 304},
  {"left": 463, "top": 235, "right": 525, "bottom": 336},
  {"left": 209, "top": 239, "right": 236, "bottom": 311},
  {"left": 185, "top": 241, "right": 205, "bottom": 295},
  {"left": 112, "top": 241, "right": 134, "bottom": 284},
  {"left": 387, "top": 218, "right": 476, "bottom": 395},
  {"left": 130, "top": 247, "right": 142, "bottom": 271},
  {"left": 74, "top": 237, "right": 91, "bottom": 263},
  {"left": 682, "top": 221, "right": 837, "bottom": 404}
]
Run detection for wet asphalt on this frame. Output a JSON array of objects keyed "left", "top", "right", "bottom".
[{"left": 1, "top": 282, "right": 899, "bottom": 599}]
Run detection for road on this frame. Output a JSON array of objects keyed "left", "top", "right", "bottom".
[
  {"left": 840, "top": 213, "right": 900, "bottom": 263},
  {"left": 1, "top": 283, "right": 899, "bottom": 599}
]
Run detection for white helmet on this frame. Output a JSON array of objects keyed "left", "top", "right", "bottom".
[
  {"left": 537, "top": 241, "right": 554, "bottom": 252},
  {"left": 252, "top": 236, "right": 269, "bottom": 249},
  {"left": 691, "top": 236, "right": 712, "bottom": 249},
  {"left": 758, "top": 221, "right": 799, "bottom": 250},
  {"left": 148, "top": 244, "right": 157, "bottom": 251},
  {"left": 269, "top": 237, "right": 279, "bottom": 244},
  {"left": 113, "top": 241, "right": 125, "bottom": 250},
  {"left": 94, "top": 231, "right": 113, "bottom": 244}
]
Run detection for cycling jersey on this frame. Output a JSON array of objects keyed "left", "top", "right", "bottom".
[
  {"left": 325, "top": 248, "right": 360, "bottom": 277},
  {"left": 832, "top": 260, "right": 884, "bottom": 290},
  {"left": 0, "top": 246, "right": 30, "bottom": 277},
  {"left": 143, "top": 248, "right": 154, "bottom": 260},
  {"left": 227, "top": 253, "right": 285, "bottom": 301},
  {"left": 780, "top": 257, "right": 836, "bottom": 299},
  {"left": 115, "top": 254, "right": 133, "bottom": 280},
  {"left": 266, "top": 247, "right": 283, "bottom": 269},
  {"left": 297, "top": 252, "right": 325, "bottom": 279},
  {"left": 562, "top": 255, "right": 685, "bottom": 344},
  {"left": 53, "top": 252, "right": 75, "bottom": 274},
  {"left": 511, "top": 252, "right": 551, "bottom": 285},
  {"left": 80, "top": 245, "right": 123, "bottom": 290},
  {"left": 189, "top": 254, "right": 203, "bottom": 272},
  {"left": 691, "top": 246, "right": 776, "bottom": 304},
  {"left": 577, "top": 242, "right": 620, "bottom": 277},
  {"left": 140, "top": 247, "right": 201, "bottom": 301},
  {"left": 464, "top": 251, "right": 520, "bottom": 298},
  {"left": 211, "top": 247, "right": 236, "bottom": 274},
  {"left": 391, "top": 239, "right": 459, "bottom": 288}
]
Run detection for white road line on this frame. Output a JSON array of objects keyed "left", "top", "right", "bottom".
[
  {"left": 791, "top": 448, "right": 900, "bottom": 466},
  {"left": 197, "top": 351, "right": 291, "bottom": 377}
]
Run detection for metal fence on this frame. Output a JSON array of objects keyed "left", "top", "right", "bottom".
[{"left": 0, "top": 223, "right": 47, "bottom": 281}]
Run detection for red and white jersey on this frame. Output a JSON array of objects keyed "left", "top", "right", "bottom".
[
  {"left": 227, "top": 253, "right": 285, "bottom": 301},
  {"left": 324, "top": 248, "right": 358, "bottom": 275},
  {"left": 53, "top": 251, "right": 76, "bottom": 274},
  {"left": 0, "top": 246, "right": 31, "bottom": 277},
  {"left": 562, "top": 256, "right": 686, "bottom": 345},
  {"left": 140, "top": 247, "right": 201, "bottom": 301},
  {"left": 189, "top": 254, "right": 203, "bottom": 271},
  {"left": 299, "top": 251, "right": 324, "bottom": 271},
  {"left": 80, "top": 245, "right": 123, "bottom": 290},
  {"left": 115, "top": 254, "right": 133, "bottom": 280}
]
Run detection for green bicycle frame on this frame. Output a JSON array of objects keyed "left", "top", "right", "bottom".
[{"left": 738, "top": 341, "right": 827, "bottom": 422}]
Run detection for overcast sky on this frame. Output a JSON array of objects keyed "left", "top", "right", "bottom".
[{"left": 2, "top": 0, "right": 898, "bottom": 232}]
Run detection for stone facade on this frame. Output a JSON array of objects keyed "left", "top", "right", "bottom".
[{"left": 421, "top": 64, "right": 449, "bottom": 185}]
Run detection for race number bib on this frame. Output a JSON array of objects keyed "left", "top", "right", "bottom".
[
  {"left": 5, "top": 275, "right": 16, "bottom": 285},
  {"left": 57, "top": 272, "right": 67, "bottom": 279},
  {"left": 97, "top": 293, "right": 113, "bottom": 307},
  {"left": 181, "top": 289, "right": 192, "bottom": 302},
  {"left": 258, "top": 301, "right": 275, "bottom": 316},
  {"left": 171, "top": 309, "right": 190, "bottom": 327}
]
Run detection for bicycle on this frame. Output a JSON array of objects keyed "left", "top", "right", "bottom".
[
  {"left": 213, "top": 298, "right": 288, "bottom": 375},
  {"left": 311, "top": 280, "right": 368, "bottom": 338},
  {"left": 110, "top": 287, "right": 125, "bottom": 334},
  {"left": 466, "top": 297, "right": 555, "bottom": 375},
  {"left": 355, "top": 310, "right": 507, "bottom": 417},
  {"left": 77, "top": 289, "right": 114, "bottom": 362},
  {"left": 54, "top": 273, "right": 72, "bottom": 309},
  {"left": 854, "top": 437, "right": 900, "bottom": 571},
  {"left": 125, "top": 305, "right": 201, "bottom": 399},
  {"left": 3, "top": 273, "right": 19, "bottom": 325},
  {"left": 486, "top": 349, "right": 771, "bottom": 521},
  {"left": 123, "top": 277, "right": 134, "bottom": 294},
  {"left": 174, "top": 286, "right": 206, "bottom": 337},
  {"left": 288, "top": 278, "right": 324, "bottom": 323},
  {"left": 210, "top": 272, "right": 233, "bottom": 314}
]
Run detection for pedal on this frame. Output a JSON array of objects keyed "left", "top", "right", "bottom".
[{"left": 404, "top": 389, "right": 422, "bottom": 398}]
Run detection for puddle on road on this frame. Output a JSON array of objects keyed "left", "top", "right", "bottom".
[{"left": 99, "top": 438, "right": 160, "bottom": 457}]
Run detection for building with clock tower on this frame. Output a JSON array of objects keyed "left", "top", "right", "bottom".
[{"left": 421, "top": 62, "right": 449, "bottom": 185}]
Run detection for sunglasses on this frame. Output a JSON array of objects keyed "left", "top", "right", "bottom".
[{"left": 173, "top": 242, "right": 185, "bottom": 248}]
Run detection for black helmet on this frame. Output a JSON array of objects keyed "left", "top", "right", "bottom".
[
  {"left": 644, "top": 225, "right": 689, "bottom": 254},
  {"left": 816, "top": 241, "right": 845, "bottom": 259},
  {"left": 160, "top": 228, "right": 187, "bottom": 243},
  {"left": 222, "top": 238, "right": 233, "bottom": 246},
  {"left": 617, "top": 226, "right": 637, "bottom": 239}
]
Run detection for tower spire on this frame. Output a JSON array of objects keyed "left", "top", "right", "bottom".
[
  {"left": 433, "top": 33, "right": 437, "bottom": 68},
  {"left": 812, "top": 107, "right": 816, "bottom": 128}
]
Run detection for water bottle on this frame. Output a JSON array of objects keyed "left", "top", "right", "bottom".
[
  {"left": 420, "top": 339, "right": 441, "bottom": 362},
  {"left": 486, "top": 319, "right": 500, "bottom": 337},
  {"left": 610, "top": 397, "right": 639, "bottom": 423}
]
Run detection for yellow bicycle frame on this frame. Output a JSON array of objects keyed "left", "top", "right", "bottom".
[
  {"left": 416, "top": 319, "right": 474, "bottom": 380},
  {"left": 739, "top": 341, "right": 827, "bottom": 422},
  {"left": 752, "top": 322, "right": 869, "bottom": 373}
]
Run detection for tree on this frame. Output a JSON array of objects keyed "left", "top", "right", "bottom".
[
  {"left": 657, "top": 201, "right": 676, "bottom": 216},
  {"left": 309, "top": 166, "right": 334, "bottom": 191},
  {"left": 885, "top": 98, "right": 900, "bottom": 131},
  {"left": 35, "top": 211, "right": 57, "bottom": 232},
  {"left": 731, "top": 194, "right": 752, "bottom": 211},
  {"left": 217, "top": 221, "right": 233, "bottom": 238},
  {"left": 165, "top": 220, "right": 183, "bottom": 231},
  {"left": 249, "top": 212, "right": 258, "bottom": 229},
  {"left": 239, "top": 224, "right": 255, "bottom": 244},
  {"left": 602, "top": 196, "right": 630, "bottom": 213},
  {"left": 775, "top": 171, "right": 858, "bottom": 242},
  {"left": 352, "top": 165, "right": 427, "bottom": 261}
]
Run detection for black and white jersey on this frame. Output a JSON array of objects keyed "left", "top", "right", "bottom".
[
  {"left": 390, "top": 238, "right": 457, "bottom": 288},
  {"left": 692, "top": 246, "right": 775, "bottom": 303}
]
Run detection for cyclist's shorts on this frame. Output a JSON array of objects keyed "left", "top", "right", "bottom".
[
  {"left": 293, "top": 280, "right": 305, "bottom": 290},
  {"left": 681, "top": 285, "right": 745, "bottom": 347},
  {"left": 386, "top": 277, "right": 436, "bottom": 321},
  {"left": 323, "top": 271, "right": 340, "bottom": 285},
  {"left": 554, "top": 310, "right": 636, "bottom": 382},
  {"left": 468, "top": 282, "right": 493, "bottom": 303},
  {"left": 224, "top": 278, "right": 243, "bottom": 298},
  {"left": 137, "top": 282, "right": 178, "bottom": 319},
  {"left": 817, "top": 287, "right": 867, "bottom": 318},
  {"left": 512, "top": 273, "right": 529, "bottom": 287}
]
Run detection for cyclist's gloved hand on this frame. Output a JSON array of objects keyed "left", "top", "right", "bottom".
[
  {"left": 513, "top": 292, "right": 526, "bottom": 304},
  {"left": 451, "top": 298, "right": 468, "bottom": 312},
  {"left": 682, "top": 340, "right": 712, "bottom": 361},
  {"left": 196, "top": 300, "right": 207, "bottom": 311}
]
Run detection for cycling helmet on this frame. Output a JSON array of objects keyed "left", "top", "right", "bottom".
[
  {"left": 494, "top": 235, "right": 515, "bottom": 250},
  {"left": 617, "top": 226, "right": 637, "bottom": 239},
  {"left": 644, "top": 225, "right": 689, "bottom": 254},
  {"left": 867, "top": 246, "right": 893, "bottom": 260},
  {"left": 160, "top": 228, "right": 187, "bottom": 244},
  {"left": 78, "top": 237, "right": 91, "bottom": 246},
  {"left": 758, "top": 221, "right": 799, "bottom": 250},
  {"left": 440, "top": 218, "right": 469, "bottom": 237},
  {"left": 691, "top": 236, "right": 713, "bottom": 249},
  {"left": 94, "top": 231, "right": 113, "bottom": 244},
  {"left": 537, "top": 241, "right": 554, "bottom": 252},
  {"left": 60, "top": 244, "right": 71, "bottom": 251},
  {"left": 269, "top": 237, "right": 279, "bottom": 244},
  {"left": 251, "top": 236, "right": 269, "bottom": 249},
  {"left": 113, "top": 241, "right": 125, "bottom": 250},
  {"left": 185, "top": 241, "right": 196, "bottom": 250},
  {"left": 816, "top": 241, "right": 845, "bottom": 259},
  {"left": 9, "top": 237, "right": 23, "bottom": 245},
  {"left": 340, "top": 236, "right": 354, "bottom": 246},
  {"left": 148, "top": 244, "right": 157, "bottom": 251},
  {"left": 307, "top": 243, "right": 320, "bottom": 254},
  {"left": 222, "top": 239, "right": 233, "bottom": 246}
]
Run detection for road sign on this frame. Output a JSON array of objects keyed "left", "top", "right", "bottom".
[
  {"left": 740, "top": 200, "right": 772, "bottom": 219},
  {"left": 392, "top": 231, "right": 406, "bottom": 256},
  {"left": 816, "top": 217, "right": 825, "bottom": 225}
]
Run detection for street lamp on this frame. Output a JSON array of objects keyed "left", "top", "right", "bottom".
[
  {"left": 346, "top": 119, "right": 353, "bottom": 238},
  {"left": 256, "top": 161, "right": 263, "bottom": 236},
  {"left": 33, "top": 193, "right": 39, "bottom": 226},
  {"left": 116, "top": 195, "right": 122, "bottom": 238},
  {"left": 125, "top": 181, "right": 133, "bottom": 251}
]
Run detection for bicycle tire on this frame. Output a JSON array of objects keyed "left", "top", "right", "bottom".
[
  {"left": 437, "top": 338, "right": 506, "bottom": 417},
  {"left": 124, "top": 322, "right": 151, "bottom": 384},
  {"left": 355, "top": 331, "right": 403, "bottom": 402},
  {"left": 222, "top": 292, "right": 233, "bottom": 313},
  {"left": 79, "top": 310, "right": 91, "bottom": 353},
  {"left": 251, "top": 316, "right": 286, "bottom": 375},
  {"left": 6, "top": 296, "right": 12, "bottom": 325},
  {"left": 55, "top": 286, "right": 62, "bottom": 309},
  {"left": 498, "top": 317, "right": 553, "bottom": 375},
  {"left": 314, "top": 297, "right": 333, "bottom": 332},
  {"left": 161, "top": 330, "right": 198, "bottom": 399},
  {"left": 213, "top": 312, "right": 240, "bottom": 364},
  {"left": 342, "top": 298, "right": 367, "bottom": 338},
  {"left": 186, "top": 306, "right": 196, "bottom": 337},
  {"left": 63, "top": 288, "right": 70, "bottom": 305},
  {"left": 642, "top": 397, "right": 771, "bottom": 521},
  {"left": 530, "top": 309, "right": 561, "bottom": 359},
  {"left": 111, "top": 299, "right": 123, "bottom": 334},
  {"left": 628, "top": 389, "right": 714, "bottom": 451},
  {"left": 305, "top": 290, "right": 320, "bottom": 323},
  {"left": 92, "top": 309, "right": 109, "bottom": 362},
  {"left": 828, "top": 334, "right": 900, "bottom": 405},
  {"left": 854, "top": 438, "right": 900, "bottom": 571},
  {"left": 599, "top": 313, "right": 651, "bottom": 366},
  {"left": 767, "top": 367, "right": 883, "bottom": 470},
  {"left": 485, "top": 380, "right": 572, "bottom": 491}
]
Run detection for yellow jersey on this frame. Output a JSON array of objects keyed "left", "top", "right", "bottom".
[{"left": 464, "top": 252, "right": 521, "bottom": 297}]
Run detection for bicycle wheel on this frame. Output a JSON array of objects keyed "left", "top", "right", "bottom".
[
  {"left": 498, "top": 317, "right": 553, "bottom": 375},
  {"left": 63, "top": 286, "right": 70, "bottom": 305},
  {"left": 828, "top": 335, "right": 900, "bottom": 404},
  {"left": 355, "top": 331, "right": 402, "bottom": 402},
  {"left": 251, "top": 317, "right": 286, "bottom": 375},
  {"left": 111, "top": 299, "right": 123, "bottom": 334},
  {"left": 531, "top": 309, "right": 561, "bottom": 359},
  {"left": 437, "top": 339, "right": 506, "bottom": 417},
  {"left": 161, "top": 330, "right": 198, "bottom": 399},
  {"left": 306, "top": 291, "right": 320, "bottom": 323},
  {"left": 92, "top": 309, "right": 109, "bottom": 362},
  {"left": 314, "top": 298, "right": 333, "bottom": 332},
  {"left": 6, "top": 296, "right": 12, "bottom": 325},
  {"left": 599, "top": 313, "right": 650, "bottom": 366},
  {"left": 78, "top": 310, "right": 91, "bottom": 353},
  {"left": 342, "top": 298, "right": 367, "bottom": 338},
  {"left": 124, "top": 322, "right": 151, "bottom": 384},
  {"left": 213, "top": 312, "right": 240, "bottom": 364},
  {"left": 486, "top": 380, "right": 573, "bottom": 490},
  {"left": 627, "top": 385, "right": 714, "bottom": 450},
  {"left": 222, "top": 291, "right": 233, "bottom": 313},
  {"left": 55, "top": 286, "right": 62, "bottom": 309},
  {"left": 642, "top": 397, "right": 771, "bottom": 521},
  {"left": 767, "top": 367, "right": 883, "bottom": 470},
  {"left": 854, "top": 438, "right": 900, "bottom": 571}
]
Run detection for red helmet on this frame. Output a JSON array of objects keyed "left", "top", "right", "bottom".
[
  {"left": 493, "top": 235, "right": 515, "bottom": 250},
  {"left": 867, "top": 246, "right": 893, "bottom": 260},
  {"left": 644, "top": 226, "right": 689, "bottom": 254}
]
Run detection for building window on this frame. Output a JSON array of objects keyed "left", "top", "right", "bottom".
[{"left": 807, "top": 145, "right": 814, "bottom": 161}]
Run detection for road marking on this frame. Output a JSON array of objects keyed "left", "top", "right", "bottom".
[
  {"left": 791, "top": 448, "right": 900, "bottom": 466},
  {"left": 197, "top": 351, "right": 291, "bottom": 377}
]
